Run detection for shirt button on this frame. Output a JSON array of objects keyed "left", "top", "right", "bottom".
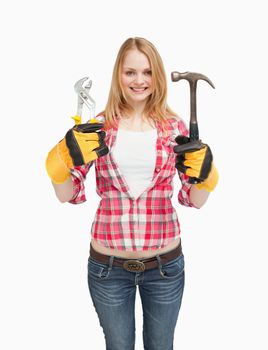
[
  {"left": 157, "top": 150, "right": 161, "bottom": 154},
  {"left": 156, "top": 167, "right": 161, "bottom": 172}
]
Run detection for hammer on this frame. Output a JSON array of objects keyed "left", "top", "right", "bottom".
[
  {"left": 171, "top": 71, "right": 215, "bottom": 183},
  {"left": 171, "top": 71, "right": 215, "bottom": 141}
]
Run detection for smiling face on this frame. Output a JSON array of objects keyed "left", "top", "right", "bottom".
[{"left": 120, "top": 49, "right": 153, "bottom": 107}]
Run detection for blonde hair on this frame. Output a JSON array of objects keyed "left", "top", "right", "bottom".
[{"left": 101, "top": 37, "right": 178, "bottom": 131}]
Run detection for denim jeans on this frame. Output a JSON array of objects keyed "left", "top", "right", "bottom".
[{"left": 87, "top": 251, "right": 185, "bottom": 350}]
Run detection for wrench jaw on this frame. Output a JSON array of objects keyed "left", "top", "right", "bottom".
[{"left": 74, "top": 77, "right": 96, "bottom": 121}]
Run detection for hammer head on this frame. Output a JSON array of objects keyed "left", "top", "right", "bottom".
[{"left": 171, "top": 71, "right": 215, "bottom": 89}]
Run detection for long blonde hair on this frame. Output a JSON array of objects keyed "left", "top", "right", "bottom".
[{"left": 101, "top": 37, "right": 178, "bottom": 131}]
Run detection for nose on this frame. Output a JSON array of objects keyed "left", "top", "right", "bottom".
[{"left": 134, "top": 73, "right": 145, "bottom": 84}]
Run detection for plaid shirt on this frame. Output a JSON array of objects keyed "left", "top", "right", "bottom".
[{"left": 70, "top": 117, "right": 194, "bottom": 251}]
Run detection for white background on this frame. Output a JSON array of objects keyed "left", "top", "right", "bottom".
[{"left": 1, "top": 0, "right": 267, "bottom": 349}]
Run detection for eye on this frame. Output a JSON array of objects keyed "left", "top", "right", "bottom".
[
  {"left": 126, "top": 71, "right": 135, "bottom": 76},
  {"left": 144, "top": 70, "right": 152, "bottom": 76}
]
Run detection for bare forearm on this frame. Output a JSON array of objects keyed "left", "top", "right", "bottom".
[
  {"left": 189, "top": 185, "right": 210, "bottom": 208},
  {"left": 52, "top": 176, "right": 74, "bottom": 203}
]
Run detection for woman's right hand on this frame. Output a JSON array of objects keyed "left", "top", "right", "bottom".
[{"left": 45, "top": 120, "right": 109, "bottom": 184}]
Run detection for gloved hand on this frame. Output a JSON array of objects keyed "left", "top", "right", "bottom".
[
  {"left": 173, "top": 135, "right": 218, "bottom": 192},
  {"left": 46, "top": 119, "right": 109, "bottom": 184}
]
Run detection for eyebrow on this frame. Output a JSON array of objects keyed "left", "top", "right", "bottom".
[{"left": 123, "top": 67, "right": 151, "bottom": 71}]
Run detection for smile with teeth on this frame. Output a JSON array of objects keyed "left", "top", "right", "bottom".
[{"left": 130, "top": 87, "right": 148, "bottom": 92}]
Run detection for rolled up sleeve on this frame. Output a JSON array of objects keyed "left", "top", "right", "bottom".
[
  {"left": 178, "top": 172, "right": 195, "bottom": 207},
  {"left": 69, "top": 163, "right": 93, "bottom": 204}
]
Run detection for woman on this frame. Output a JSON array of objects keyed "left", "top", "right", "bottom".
[{"left": 46, "top": 37, "right": 218, "bottom": 350}]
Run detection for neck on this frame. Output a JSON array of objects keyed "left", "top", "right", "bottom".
[
  {"left": 127, "top": 100, "right": 147, "bottom": 119},
  {"left": 119, "top": 112, "right": 155, "bottom": 131}
]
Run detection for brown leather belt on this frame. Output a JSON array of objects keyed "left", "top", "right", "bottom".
[{"left": 90, "top": 241, "right": 182, "bottom": 272}]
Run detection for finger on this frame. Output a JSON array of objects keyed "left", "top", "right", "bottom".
[
  {"left": 185, "top": 146, "right": 213, "bottom": 180},
  {"left": 199, "top": 147, "right": 213, "bottom": 180},
  {"left": 175, "top": 161, "right": 188, "bottom": 174},
  {"left": 175, "top": 135, "right": 189, "bottom": 145},
  {"left": 185, "top": 167, "right": 201, "bottom": 178},
  {"left": 73, "top": 130, "right": 106, "bottom": 143},
  {"left": 73, "top": 130, "right": 100, "bottom": 141},
  {"left": 74, "top": 122, "right": 104, "bottom": 133},
  {"left": 173, "top": 140, "right": 204, "bottom": 155},
  {"left": 91, "top": 144, "right": 109, "bottom": 160},
  {"left": 184, "top": 158, "right": 204, "bottom": 178},
  {"left": 184, "top": 147, "right": 207, "bottom": 161},
  {"left": 98, "top": 130, "right": 106, "bottom": 140}
]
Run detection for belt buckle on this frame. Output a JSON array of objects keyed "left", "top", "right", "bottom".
[{"left": 123, "top": 260, "right": 145, "bottom": 272}]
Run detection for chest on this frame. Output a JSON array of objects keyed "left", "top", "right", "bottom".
[
  {"left": 95, "top": 125, "right": 176, "bottom": 195},
  {"left": 112, "top": 129, "right": 158, "bottom": 172}
]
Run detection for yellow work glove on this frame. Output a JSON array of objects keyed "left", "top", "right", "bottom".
[
  {"left": 45, "top": 119, "right": 109, "bottom": 184},
  {"left": 174, "top": 135, "right": 218, "bottom": 192},
  {"left": 195, "top": 163, "right": 219, "bottom": 192}
]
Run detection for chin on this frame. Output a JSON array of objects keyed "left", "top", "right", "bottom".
[
  {"left": 128, "top": 93, "right": 152, "bottom": 104},
  {"left": 131, "top": 96, "right": 148, "bottom": 102}
]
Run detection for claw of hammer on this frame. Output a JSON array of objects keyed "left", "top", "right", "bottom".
[{"left": 171, "top": 71, "right": 215, "bottom": 89}]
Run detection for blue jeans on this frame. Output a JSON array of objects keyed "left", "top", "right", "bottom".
[{"left": 87, "top": 252, "right": 185, "bottom": 350}]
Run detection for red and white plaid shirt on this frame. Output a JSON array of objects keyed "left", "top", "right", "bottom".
[{"left": 70, "top": 117, "right": 195, "bottom": 251}]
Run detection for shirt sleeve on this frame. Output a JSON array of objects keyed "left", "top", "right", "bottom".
[
  {"left": 178, "top": 172, "right": 195, "bottom": 207},
  {"left": 68, "top": 162, "right": 93, "bottom": 204},
  {"left": 174, "top": 118, "right": 195, "bottom": 208}
]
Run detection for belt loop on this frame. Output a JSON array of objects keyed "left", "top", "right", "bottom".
[
  {"left": 156, "top": 255, "right": 162, "bottom": 270},
  {"left": 108, "top": 255, "right": 114, "bottom": 271}
]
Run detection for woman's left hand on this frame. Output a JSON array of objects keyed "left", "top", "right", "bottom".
[{"left": 173, "top": 135, "right": 219, "bottom": 192}]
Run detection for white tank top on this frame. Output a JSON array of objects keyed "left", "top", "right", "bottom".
[{"left": 112, "top": 128, "right": 157, "bottom": 199}]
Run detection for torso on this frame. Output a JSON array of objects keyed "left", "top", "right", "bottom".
[{"left": 91, "top": 114, "right": 179, "bottom": 258}]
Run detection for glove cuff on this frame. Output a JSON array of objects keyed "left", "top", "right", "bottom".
[
  {"left": 195, "top": 163, "right": 219, "bottom": 192},
  {"left": 45, "top": 140, "right": 71, "bottom": 184}
]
